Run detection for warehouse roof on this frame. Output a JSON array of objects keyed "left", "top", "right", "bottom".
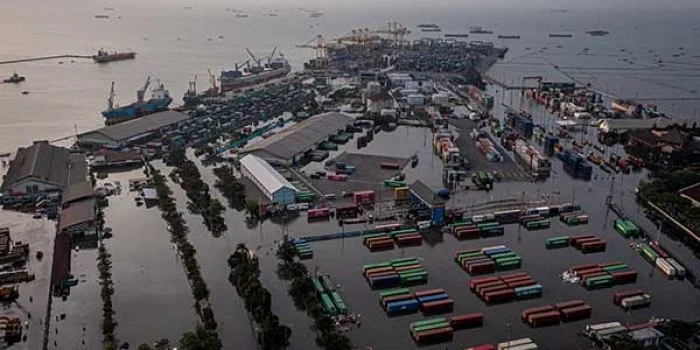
[
  {"left": 78, "top": 110, "right": 189, "bottom": 142},
  {"left": 58, "top": 198, "right": 96, "bottom": 232},
  {"left": 1, "top": 141, "right": 83, "bottom": 191},
  {"left": 239, "top": 155, "right": 297, "bottom": 194},
  {"left": 62, "top": 181, "right": 94, "bottom": 206},
  {"left": 242, "top": 112, "right": 354, "bottom": 161}
]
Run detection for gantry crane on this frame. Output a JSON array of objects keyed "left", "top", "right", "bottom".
[
  {"left": 296, "top": 34, "right": 336, "bottom": 59},
  {"left": 373, "top": 22, "right": 410, "bottom": 47}
]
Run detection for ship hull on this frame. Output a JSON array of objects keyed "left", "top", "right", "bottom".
[
  {"left": 93, "top": 52, "right": 136, "bottom": 63},
  {"left": 101, "top": 97, "right": 172, "bottom": 125},
  {"left": 219, "top": 66, "right": 290, "bottom": 93}
]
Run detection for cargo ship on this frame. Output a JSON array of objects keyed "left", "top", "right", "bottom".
[
  {"left": 497, "top": 35, "right": 521, "bottom": 39},
  {"left": 417, "top": 23, "right": 439, "bottom": 29},
  {"left": 102, "top": 76, "right": 172, "bottom": 125},
  {"left": 3, "top": 72, "right": 25, "bottom": 83},
  {"left": 219, "top": 48, "right": 290, "bottom": 93},
  {"left": 93, "top": 48, "right": 136, "bottom": 63},
  {"left": 469, "top": 26, "right": 493, "bottom": 34},
  {"left": 421, "top": 28, "right": 442, "bottom": 32},
  {"left": 586, "top": 30, "right": 610, "bottom": 36},
  {"left": 444, "top": 33, "right": 469, "bottom": 38},
  {"left": 549, "top": 33, "right": 573, "bottom": 38}
]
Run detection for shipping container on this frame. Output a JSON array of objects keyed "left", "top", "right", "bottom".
[
  {"left": 554, "top": 300, "right": 585, "bottom": 310},
  {"left": 527, "top": 311, "right": 561, "bottom": 327},
  {"left": 468, "top": 345, "right": 496, "bottom": 350},
  {"left": 666, "top": 258, "right": 686, "bottom": 277},
  {"left": 469, "top": 276, "right": 500, "bottom": 291},
  {"left": 521, "top": 306, "right": 554, "bottom": 321},
  {"left": 580, "top": 240, "right": 607, "bottom": 253},
  {"left": 331, "top": 292, "right": 348, "bottom": 314},
  {"left": 411, "top": 326, "right": 454, "bottom": 344},
  {"left": 611, "top": 270, "right": 638, "bottom": 284},
  {"left": 321, "top": 293, "right": 338, "bottom": 316},
  {"left": 409, "top": 317, "right": 449, "bottom": 332},
  {"left": 421, "top": 299, "right": 454, "bottom": 313},
  {"left": 506, "top": 278, "right": 538, "bottom": 289},
  {"left": 417, "top": 293, "right": 449, "bottom": 304},
  {"left": 545, "top": 236, "right": 570, "bottom": 249},
  {"left": 307, "top": 208, "right": 331, "bottom": 219},
  {"left": 484, "top": 288, "right": 515, "bottom": 303},
  {"left": 380, "top": 288, "right": 411, "bottom": 300},
  {"left": 602, "top": 263, "right": 628, "bottom": 273},
  {"left": 656, "top": 258, "right": 676, "bottom": 276},
  {"left": 450, "top": 312, "right": 485, "bottom": 330},
  {"left": 514, "top": 284, "right": 543, "bottom": 299},
  {"left": 559, "top": 305, "right": 592, "bottom": 322},
  {"left": 353, "top": 190, "right": 375, "bottom": 204},
  {"left": 381, "top": 294, "right": 416, "bottom": 308},
  {"left": 620, "top": 294, "right": 651, "bottom": 309},
  {"left": 394, "top": 187, "right": 410, "bottom": 201},
  {"left": 468, "top": 261, "right": 497, "bottom": 275},
  {"left": 386, "top": 299, "right": 419, "bottom": 314},
  {"left": 312, "top": 278, "right": 325, "bottom": 295},
  {"left": 497, "top": 338, "right": 535, "bottom": 350},
  {"left": 500, "top": 272, "right": 530, "bottom": 281}
]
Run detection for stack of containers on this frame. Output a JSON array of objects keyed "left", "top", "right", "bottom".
[
  {"left": 389, "top": 228, "right": 423, "bottom": 246},
  {"left": 570, "top": 235, "right": 607, "bottom": 253},
  {"left": 495, "top": 338, "right": 538, "bottom": 350},
  {"left": 643, "top": 242, "right": 686, "bottom": 278},
  {"left": 522, "top": 300, "right": 592, "bottom": 327},
  {"left": 363, "top": 257, "right": 428, "bottom": 289},
  {"left": 476, "top": 136, "right": 503, "bottom": 162},
  {"left": 363, "top": 232, "right": 394, "bottom": 252},
  {"left": 470, "top": 272, "right": 542, "bottom": 304},
  {"left": 465, "top": 344, "right": 497, "bottom": 350},
  {"left": 454, "top": 246, "right": 523, "bottom": 275},
  {"left": 416, "top": 288, "right": 454, "bottom": 314},
  {"left": 613, "top": 289, "right": 651, "bottom": 310},
  {"left": 409, "top": 318, "right": 454, "bottom": 344},
  {"left": 317, "top": 275, "right": 349, "bottom": 315},
  {"left": 451, "top": 221, "right": 505, "bottom": 240},
  {"left": 545, "top": 236, "right": 570, "bottom": 249},
  {"left": 291, "top": 239, "right": 313, "bottom": 259},
  {"left": 568, "top": 261, "right": 638, "bottom": 289},
  {"left": 559, "top": 212, "right": 589, "bottom": 226},
  {"left": 558, "top": 149, "right": 593, "bottom": 181},
  {"left": 379, "top": 288, "right": 419, "bottom": 316},
  {"left": 519, "top": 215, "right": 551, "bottom": 230}
]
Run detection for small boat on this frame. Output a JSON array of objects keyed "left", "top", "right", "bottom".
[
  {"left": 218, "top": 35, "right": 224, "bottom": 39},
  {"left": 0, "top": 152, "right": 11, "bottom": 157},
  {"left": 585, "top": 30, "right": 610, "bottom": 36},
  {"left": 21, "top": 91, "right": 30, "bottom": 95},
  {"left": 3, "top": 72, "right": 25, "bottom": 83},
  {"left": 549, "top": 33, "right": 573, "bottom": 38},
  {"left": 95, "top": 14, "right": 109, "bottom": 19},
  {"left": 236, "top": 14, "right": 248, "bottom": 18},
  {"left": 497, "top": 35, "right": 520, "bottom": 39}
]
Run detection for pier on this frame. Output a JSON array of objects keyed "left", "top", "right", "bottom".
[{"left": 0, "top": 55, "right": 92, "bottom": 65}]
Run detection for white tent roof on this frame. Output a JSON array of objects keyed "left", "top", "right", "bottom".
[{"left": 239, "top": 155, "right": 298, "bottom": 194}]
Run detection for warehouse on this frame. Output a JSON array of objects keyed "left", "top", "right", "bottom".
[
  {"left": 77, "top": 110, "right": 190, "bottom": 149},
  {"left": 239, "top": 155, "right": 298, "bottom": 205},
  {"left": 240, "top": 112, "right": 354, "bottom": 166}
]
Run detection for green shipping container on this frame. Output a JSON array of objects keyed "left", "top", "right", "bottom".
[
  {"left": 392, "top": 257, "right": 419, "bottom": 264},
  {"left": 490, "top": 252, "right": 519, "bottom": 260},
  {"left": 379, "top": 288, "right": 411, "bottom": 300},
  {"left": 410, "top": 317, "right": 448, "bottom": 331},
  {"left": 477, "top": 222, "right": 500, "bottom": 230},
  {"left": 321, "top": 293, "right": 338, "bottom": 316},
  {"left": 363, "top": 232, "right": 388, "bottom": 241},
  {"left": 363, "top": 262, "right": 392, "bottom": 272},
  {"left": 321, "top": 275, "right": 336, "bottom": 292},
  {"left": 495, "top": 256, "right": 522, "bottom": 264},
  {"left": 602, "top": 264, "right": 628, "bottom": 272},
  {"left": 398, "top": 269, "right": 426, "bottom": 277},
  {"left": 412, "top": 321, "right": 451, "bottom": 333},
  {"left": 331, "top": 292, "right": 348, "bottom": 314},
  {"left": 392, "top": 260, "right": 420, "bottom": 268},
  {"left": 457, "top": 251, "right": 487, "bottom": 261},
  {"left": 312, "top": 278, "right": 325, "bottom": 295}
]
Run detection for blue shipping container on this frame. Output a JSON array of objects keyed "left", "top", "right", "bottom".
[
  {"left": 386, "top": 299, "right": 420, "bottom": 314},
  {"left": 417, "top": 293, "right": 449, "bottom": 304},
  {"left": 483, "top": 247, "right": 511, "bottom": 256},
  {"left": 514, "top": 284, "right": 543, "bottom": 294}
]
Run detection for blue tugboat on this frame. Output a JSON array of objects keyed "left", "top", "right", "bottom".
[{"left": 101, "top": 76, "right": 172, "bottom": 125}]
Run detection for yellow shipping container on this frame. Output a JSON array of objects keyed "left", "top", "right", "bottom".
[{"left": 394, "top": 187, "right": 410, "bottom": 200}]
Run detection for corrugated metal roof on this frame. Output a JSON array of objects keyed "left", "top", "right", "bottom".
[
  {"left": 239, "top": 155, "right": 297, "bottom": 195},
  {"left": 78, "top": 110, "right": 189, "bottom": 142},
  {"left": 62, "top": 181, "right": 94, "bottom": 205},
  {"left": 241, "top": 112, "right": 354, "bottom": 161},
  {"left": 1, "top": 141, "right": 77, "bottom": 191},
  {"left": 409, "top": 180, "right": 445, "bottom": 205},
  {"left": 59, "top": 198, "right": 96, "bottom": 231}
]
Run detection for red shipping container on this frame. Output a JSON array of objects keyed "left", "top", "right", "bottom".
[
  {"left": 478, "top": 284, "right": 511, "bottom": 298},
  {"left": 527, "top": 311, "right": 561, "bottom": 327},
  {"left": 353, "top": 190, "right": 375, "bottom": 204},
  {"left": 450, "top": 313, "right": 484, "bottom": 329},
  {"left": 396, "top": 234, "right": 422, "bottom": 246},
  {"left": 468, "top": 262, "right": 497, "bottom": 275},
  {"left": 381, "top": 294, "right": 415, "bottom": 308},
  {"left": 611, "top": 270, "right": 638, "bottom": 284},
  {"left": 364, "top": 267, "right": 393, "bottom": 278},
  {"left": 559, "top": 305, "right": 592, "bottom": 322},
  {"left": 475, "top": 281, "right": 506, "bottom": 294},
  {"left": 454, "top": 248, "right": 481, "bottom": 259},
  {"left": 412, "top": 326, "right": 453, "bottom": 343},
  {"left": 613, "top": 289, "right": 644, "bottom": 305},
  {"left": 569, "top": 264, "right": 598, "bottom": 273},
  {"left": 484, "top": 288, "right": 515, "bottom": 303},
  {"left": 573, "top": 237, "right": 601, "bottom": 248},
  {"left": 467, "top": 345, "right": 496, "bottom": 350},
  {"left": 569, "top": 235, "right": 595, "bottom": 245},
  {"left": 502, "top": 275, "right": 534, "bottom": 285},
  {"left": 394, "top": 264, "right": 422, "bottom": 272},
  {"left": 521, "top": 305, "right": 554, "bottom": 321},
  {"left": 366, "top": 270, "right": 397, "bottom": 280},
  {"left": 421, "top": 299, "right": 454, "bottom": 313},
  {"left": 574, "top": 267, "right": 603, "bottom": 276},
  {"left": 598, "top": 261, "right": 624, "bottom": 268},
  {"left": 581, "top": 241, "right": 607, "bottom": 253},
  {"left": 414, "top": 288, "right": 445, "bottom": 298},
  {"left": 506, "top": 278, "right": 537, "bottom": 289},
  {"left": 499, "top": 272, "right": 529, "bottom": 281},
  {"left": 554, "top": 300, "right": 585, "bottom": 310},
  {"left": 469, "top": 276, "right": 500, "bottom": 291}
]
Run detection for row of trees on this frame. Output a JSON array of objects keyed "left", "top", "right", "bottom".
[
  {"left": 228, "top": 244, "right": 292, "bottom": 350},
  {"left": 137, "top": 325, "right": 222, "bottom": 350},
  {"left": 638, "top": 169, "right": 700, "bottom": 233},
  {"left": 150, "top": 165, "right": 220, "bottom": 336},
  {"left": 98, "top": 243, "right": 118, "bottom": 348},
  {"left": 276, "top": 244, "right": 353, "bottom": 350},
  {"left": 167, "top": 148, "right": 227, "bottom": 237},
  {"left": 212, "top": 165, "right": 247, "bottom": 210}
]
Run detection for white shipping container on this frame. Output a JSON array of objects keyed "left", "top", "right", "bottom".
[
  {"left": 502, "top": 344, "right": 538, "bottom": 350},
  {"left": 586, "top": 322, "right": 623, "bottom": 332},
  {"left": 407, "top": 94, "right": 425, "bottom": 106},
  {"left": 497, "top": 338, "right": 535, "bottom": 350},
  {"left": 656, "top": 258, "right": 677, "bottom": 276},
  {"left": 665, "top": 258, "right": 686, "bottom": 277},
  {"left": 620, "top": 294, "right": 651, "bottom": 309}
]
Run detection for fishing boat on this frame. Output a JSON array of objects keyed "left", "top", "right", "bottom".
[
  {"left": 497, "top": 35, "right": 521, "bottom": 39},
  {"left": 3, "top": 72, "right": 25, "bottom": 83}
]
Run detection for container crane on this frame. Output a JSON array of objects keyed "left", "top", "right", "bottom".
[
  {"left": 296, "top": 34, "right": 334, "bottom": 59},
  {"left": 374, "top": 21, "right": 410, "bottom": 46},
  {"left": 207, "top": 69, "right": 218, "bottom": 93}
]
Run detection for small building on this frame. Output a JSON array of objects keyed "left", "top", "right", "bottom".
[
  {"left": 1, "top": 141, "right": 87, "bottom": 198},
  {"left": 77, "top": 110, "right": 190, "bottom": 149},
  {"left": 239, "top": 155, "right": 297, "bottom": 205},
  {"left": 409, "top": 180, "right": 446, "bottom": 225},
  {"left": 364, "top": 91, "right": 394, "bottom": 114},
  {"left": 58, "top": 198, "right": 97, "bottom": 239},
  {"left": 679, "top": 182, "right": 700, "bottom": 207},
  {"left": 61, "top": 181, "right": 94, "bottom": 208},
  {"left": 629, "top": 327, "right": 664, "bottom": 348}
]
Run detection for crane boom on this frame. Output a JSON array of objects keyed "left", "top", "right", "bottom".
[
  {"left": 269, "top": 46, "right": 277, "bottom": 64},
  {"left": 137, "top": 76, "right": 151, "bottom": 102},
  {"left": 245, "top": 48, "right": 260, "bottom": 66}
]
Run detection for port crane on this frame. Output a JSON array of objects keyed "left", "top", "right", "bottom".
[
  {"left": 373, "top": 22, "right": 411, "bottom": 47},
  {"left": 136, "top": 76, "right": 151, "bottom": 102},
  {"left": 296, "top": 34, "right": 335, "bottom": 59}
]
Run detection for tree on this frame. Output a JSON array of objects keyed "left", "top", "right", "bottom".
[
  {"left": 180, "top": 324, "right": 222, "bottom": 350},
  {"left": 245, "top": 199, "right": 261, "bottom": 221},
  {"left": 137, "top": 344, "right": 153, "bottom": 350}
]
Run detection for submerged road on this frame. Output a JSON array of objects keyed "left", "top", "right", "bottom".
[{"left": 0, "top": 55, "right": 92, "bottom": 65}]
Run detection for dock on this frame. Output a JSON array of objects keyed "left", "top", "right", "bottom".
[{"left": 0, "top": 55, "right": 92, "bottom": 65}]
